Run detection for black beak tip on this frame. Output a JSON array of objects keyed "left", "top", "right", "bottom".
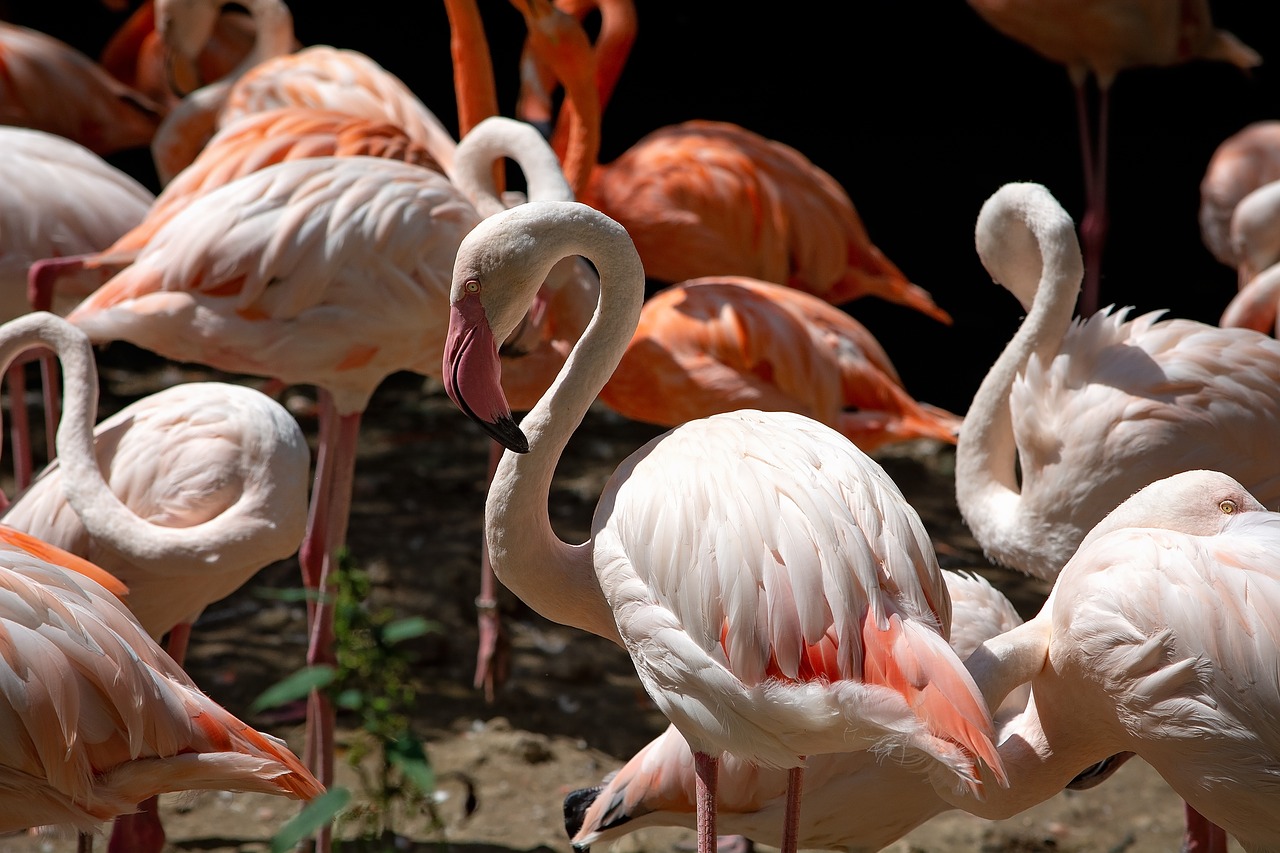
[
  {"left": 563, "top": 784, "right": 602, "bottom": 839},
  {"left": 485, "top": 414, "right": 530, "bottom": 454}
]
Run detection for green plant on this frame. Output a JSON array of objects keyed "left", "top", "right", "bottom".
[{"left": 254, "top": 550, "right": 442, "bottom": 849}]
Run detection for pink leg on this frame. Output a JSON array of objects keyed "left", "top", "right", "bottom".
[
  {"left": 1073, "top": 75, "right": 1111, "bottom": 318},
  {"left": 694, "top": 751, "right": 719, "bottom": 853},
  {"left": 474, "top": 438, "right": 510, "bottom": 702},
  {"left": 297, "top": 392, "right": 361, "bottom": 853},
  {"left": 165, "top": 621, "right": 193, "bottom": 668},
  {"left": 39, "top": 348, "right": 61, "bottom": 464},
  {"left": 1182, "top": 801, "right": 1230, "bottom": 853},
  {"left": 107, "top": 796, "right": 165, "bottom": 853},
  {"left": 780, "top": 764, "right": 804, "bottom": 853},
  {"left": 5, "top": 362, "right": 34, "bottom": 492}
]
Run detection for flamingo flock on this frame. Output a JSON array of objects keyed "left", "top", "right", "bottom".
[{"left": 0, "top": 1, "right": 1276, "bottom": 853}]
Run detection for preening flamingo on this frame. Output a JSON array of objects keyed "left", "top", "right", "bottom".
[
  {"left": 0, "top": 519, "right": 323, "bottom": 844},
  {"left": 566, "top": 569, "right": 1029, "bottom": 853},
  {"left": 965, "top": 0, "right": 1260, "bottom": 316},
  {"left": 951, "top": 469, "right": 1280, "bottom": 853},
  {"left": 441, "top": 199, "right": 1005, "bottom": 853},
  {"left": 510, "top": 0, "right": 951, "bottom": 322},
  {"left": 595, "top": 275, "right": 963, "bottom": 453},
  {"left": 956, "top": 180, "right": 1280, "bottom": 851},
  {"left": 0, "top": 20, "right": 163, "bottom": 156},
  {"left": 1199, "top": 120, "right": 1280, "bottom": 271},
  {"left": 0, "top": 126, "right": 155, "bottom": 494},
  {"left": 956, "top": 180, "right": 1280, "bottom": 582}
]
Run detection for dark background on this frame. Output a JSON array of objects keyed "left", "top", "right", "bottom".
[{"left": 9, "top": 1, "right": 1280, "bottom": 416}]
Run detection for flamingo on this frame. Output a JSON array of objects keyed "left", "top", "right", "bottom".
[
  {"left": 964, "top": 0, "right": 1261, "bottom": 316},
  {"left": 1199, "top": 120, "right": 1280, "bottom": 271},
  {"left": 956, "top": 180, "right": 1280, "bottom": 851},
  {"left": 1217, "top": 178, "right": 1280, "bottom": 336},
  {"left": 0, "top": 517, "right": 323, "bottom": 848},
  {"left": 57, "top": 116, "right": 588, "bottom": 847},
  {"left": 440, "top": 199, "right": 1006, "bottom": 853},
  {"left": 566, "top": 569, "right": 1029, "bottom": 853},
  {"left": 0, "top": 20, "right": 164, "bottom": 156},
  {"left": 148, "top": 0, "right": 470, "bottom": 185},
  {"left": 948, "top": 469, "right": 1280, "bottom": 853},
  {"left": 0, "top": 126, "right": 155, "bottom": 495},
  {"left": 509, "top": 0, "right": 951, "bottom": 323},
  {"left": 594, "top": 275, "right": 963, "bottom": 454},
  {"left": 28, "top": 105, "right": 444, "bottom": 315}
]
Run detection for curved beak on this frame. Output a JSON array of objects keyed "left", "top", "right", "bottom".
[{"left": 443, "top": 292, "right": 530, "bottom": 453}]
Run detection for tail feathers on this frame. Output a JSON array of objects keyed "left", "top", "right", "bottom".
[
  {"left": 861, "top": 612, "right": 1006, "bottom": 796},
  {"left": 95, "top": 752, "right": 321, "bottom": 804}
]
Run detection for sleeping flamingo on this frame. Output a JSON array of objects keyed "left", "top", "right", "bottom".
[
  {"left": 0, "top": 126, "right": 155, "bottom": 494},
  {"left": 956, "top": 180, "right": 1280, "bottom": 851},
  {"left": 964, "top": 0, "right": 1261, "bottom": 316},
  {"left": 1216, "top": 178, "right": 1280, "bottom": 336},
  {"left": 596, "top": 275, "right": 963, "bottom": 453},
  {"left": 441, "top": 199, "right": 1006, "bottom": 853},
  {"left": 948, "top": 469, "right": 1280, "bottom": 853},
  {"left": 0, "top": 514, "right": 323, "bottom": 847},
  {"left": 566, "top": 569, "right": 1029, "bottom": 853},
  {"left": 509, "top": 0, "right": 951, "bottom": 322},
  {"left": 1199, "top": 120, "right": 1280, "bottom": 272}
]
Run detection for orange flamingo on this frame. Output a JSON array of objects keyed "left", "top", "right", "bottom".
[
  {"left": 509, "top": 0, "right": 951, "bottom": 323},
  {"left": 0, "top": 520, "right": 323, "bottom": 847},
  {"left": 0, "top": 20, "right": 164, "bottom": 156},
  {"left": 595, "top": 275, "right": 962, "bottom": 452},
  {"left": 965, "top": 0, "right": 1261, "bottom": 317}
]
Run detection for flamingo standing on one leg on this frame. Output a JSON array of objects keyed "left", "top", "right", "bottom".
[
  {"left": 441, "top": 199, "right": 1006, "bottom": 853},
  {"left": 964, "top": 0, "right": 1260, "bottom": 316},
  {"left": 956, "top": 180, "right": 1280, "bottom": 852}
]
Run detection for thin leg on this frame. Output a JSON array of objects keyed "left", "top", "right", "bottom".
[
  {"left": 1073, "top": 73, "right": 1110, "bottom": 318},
  {"left": 780, "top": 764, "right": 804, "bottom": 853},
  {"left": 40, "top": 348, "right": 62, "bottom": 462},
  {"left": 474, "top": 437, "right": 510, "bottom": 702},
  {"left": 78, "top": 832, "right": 94, "bottom": 853},
  {"left": 693, "top": 751, "right": 719, "bottom": 853},
  {"left": 165, "top": 621, "right": 193, "bottom": 668},
  {"left": 1182, "top": 801, "right": 1230, "bottom": 853},
  {"left": 6, "top": 362, "right": 33, "bottom": 491},
  {"left": 106, "top": 797, "right": 165, "bottom": 853}
]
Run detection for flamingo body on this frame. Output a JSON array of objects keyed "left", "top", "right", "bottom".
[
  {"left": 1200, "top": 121, "right": 1280, "bottom": 270},
  {"left": 596, "top": 275, "right": 962, "bottom": 452},
  {"left": 0, "top": 532, "right": 322, "bottom": 834}
]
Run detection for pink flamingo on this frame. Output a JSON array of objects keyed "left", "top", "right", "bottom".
[
  {"left": 441, "top": 199, "right": 1006, "bottom": 853},
  {"left": 1217, "top": 178, "right": 1280, "bottom": 336},
  {"left": 1199, "top": 120, "right": 1280, "bottom": 273}
]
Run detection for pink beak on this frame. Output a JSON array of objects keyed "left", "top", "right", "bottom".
[{"left": 442, "top": 291, "right": 530, "bottom": 453}]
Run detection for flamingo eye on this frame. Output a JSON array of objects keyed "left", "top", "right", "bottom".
[
  {"left": 465, "top": 280, "right": 481, "bottom": 294},
  {"left": 1219, "top": 499, "right": 1238, "bottom": 515}
]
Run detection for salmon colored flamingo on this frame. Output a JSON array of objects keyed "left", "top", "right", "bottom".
[
  {"left": 965, "top": 0, "right": 1260, "bottom": 316},
  {"left": 148, "top": 0, "right": 476, "bottom": 185},
  {"left": 1199, "top": 120, "right": 1280, "bottom": 273},
  {"left": 0, "top": 311, "right": 311, "bottom": 853},
  {"left": 943, "top": 469, "right": 1280, "bottom": 853},
  {"left": 0, "top": 514, "right": 323, "bottom": 849},
  {"left": 566, "top": 569, "right": 1030, "bottom": 853},
  {"left": 0, "top": 20, "right": 164, "bottom": 156},
  {"left": 97, "top": 0, "right": 259, "bottom": 114},
  {"left": 956, "top": 181, "right": 1280, "bottom": 852},
  {"left": 60, "top": 116, "right": 585, "bottom": 851},
  {"left": 29, "top": 105, "right": 443, "bottom": 315},
  {"left": 441, "top": 199, "right": 1006, "bottom": 853},
  {"left": 509, "top": 0, "right": 951, "bottom": 323},
  {"left": 595, "top": 275, "right": 963, "bottom": 453},
  {"left": 0, "top": 127, "right": 155, "bottom": 495}
]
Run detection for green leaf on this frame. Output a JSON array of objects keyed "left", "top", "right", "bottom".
[
  {"left": 250, "top": 665, "right": 337, "bottom": 714},
  {"left": 335, "top": 688, "right": 364, "bottom": 710},
  {"left": 388, "top": 735, "right": 435, "bottom": 793},
  {"left": 270, "top": 787, "right": 352, "bottom": 853},
  {"left": 381, "top": 616, "right": 438, "bottom": 644}
]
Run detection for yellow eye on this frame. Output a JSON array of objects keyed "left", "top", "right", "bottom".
[
  {"left": 1220, "top": 499, "right": 1238, "bottom": 515},
  {"left": 465, "top": 280, "right": 481, "bottom": 294}
]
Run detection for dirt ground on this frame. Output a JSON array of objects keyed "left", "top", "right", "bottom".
[{"left": 0, "top": 351, "right": 1245, "bottom": 853}]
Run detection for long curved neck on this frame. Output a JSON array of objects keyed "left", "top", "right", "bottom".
[
  {"left": 547, "top": 0, "right": 636, "bottom": 158},
  {"left": 0, "top": 314, "right": 287, "bottom": 574},
  {"left": 452, "top": 118, "right": 573, "bottom": 217},
  {"left": 486, "top": 217, "right": 645, "bottom": 645},
  {"left": 954, "top": 195, "right": 1083, "bottom": 573}
]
